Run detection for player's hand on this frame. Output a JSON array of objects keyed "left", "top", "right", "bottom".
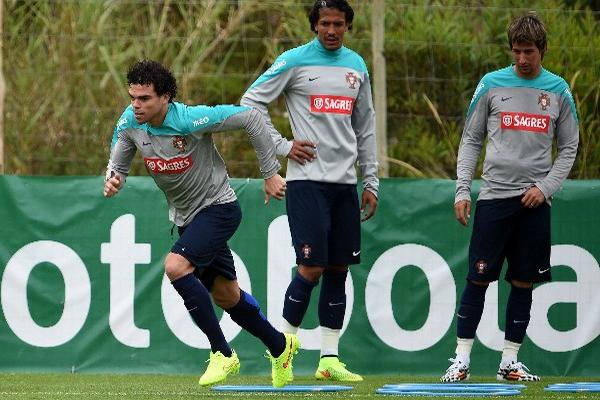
[
  {"left": 103, "top": 174, "right": 122, "bottom": 198},
  {"left": 521, "top": 186, "right": 545, "bottom": 209},
  {"left": 360, "top": 190, "right": 378, "bottom": 221},
  {"left": 455, "top": 200, "right": 471, "bottom": 226},
  {"left": 264, "top": 174, "right": 287, "bottom": 204},
  {"left": 287, "top": 140, "right": 316, "bottom": 165}
]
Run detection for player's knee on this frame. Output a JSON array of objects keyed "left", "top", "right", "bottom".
[
  {"left": 511, "top": 279, "right": 533, "bottom": 289},
  {"left": 329, "top": 265, "right": 349, "bottom": 273},
  {"left": 469, "top": 279, "right": 490, "bottom": 288},
  {"left": 211, "top": 278, "right": 240, "bottom": 309},
  {"left": 164, "top": 252, "right": 194, "bottom": 281},
  {"left": 297, "top": 264, "right": 324, "bottom": 283}
]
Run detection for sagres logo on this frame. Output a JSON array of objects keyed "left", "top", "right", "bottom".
[
  {"left": 310, "top": 95, "right": 354, "bottom": 115},
  {"left": 144, "top": 156, "right": 193, "bottom": 174},
  {"left": 501, "top": 112, "right": 550, "bottom": 134}
]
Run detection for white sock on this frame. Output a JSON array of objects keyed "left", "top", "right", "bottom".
[
  {"left": 455, "top": 338, "right": 474, "bottom": 365},
  {"left": 280, "top": 319, "right": 298, "bottom": 335},
  {"left": 500, "top": 340, "right": 521, "bottom": 367},
  {"left": 320, "top": 326, "right": 340, "bottom": 357}
]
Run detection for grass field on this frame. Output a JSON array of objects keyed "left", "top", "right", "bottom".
[{"left": 1, "top": 374, "right": 599, "bottom": 400}]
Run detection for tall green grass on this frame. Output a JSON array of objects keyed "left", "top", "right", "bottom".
[{"left": 2, "top": 0, "right": 599, "bottom": 178}]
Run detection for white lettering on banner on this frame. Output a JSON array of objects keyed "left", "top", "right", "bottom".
[
  {"left": 266, "top": 215, "right": 354, "bottom": 350},
  {"left": 528, "top": 245, "right": 600, "bottom": 351},
  {"left": 365, "top": 244, "right": 456, "bottom": 351},
  {"left": 100, "top": 214, "right": 151, "bottom": 348},
  {"left": 161, "top": 251, "right": 251, "bottom": 348},
  {"left": 1, "top": 214, "right": 599, "bottom": 354},
  {"left": 1, "top": 241, "right": 90, "bottom": 347}
]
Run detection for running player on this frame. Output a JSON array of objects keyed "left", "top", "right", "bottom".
[
  {"left": 241, "top": 0, "right": 378, "bottom": 382},
  {"left": 441, "top": 13, "right": 579, "bottom": 382},
  {"left": 104, "top": 60, "right": 299, "bottom": 387}
]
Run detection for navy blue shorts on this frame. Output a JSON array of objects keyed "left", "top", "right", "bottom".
[
  {"left": 468, "top": 196, "right": 551, "bottom": 284},
  {"left": 286, "top": 181, "right": 361, "bottom": 267},
  {"left": 171, "top": 201, "right": 241, "bottom": 290}
]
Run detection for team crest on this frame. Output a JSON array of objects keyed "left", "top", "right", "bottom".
[
  {"left": 172, "top": 136, "right": 187, "bottom": 153},
  {"left": 301, "top": 244, "right": 312, "bottom": 259},
  {"left": 475, "top": 260, "right": 487, "bottom": 274},
  {"left": 538, "top": 93, "right": 550, "bottom": 111},
  {"left": 345, "top": 72, "right": 358, "bottom": 89}
]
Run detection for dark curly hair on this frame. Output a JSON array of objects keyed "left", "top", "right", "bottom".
[
  {"left": 126, "top": 60, "right": 177, "bottom": 102},
  {"left": 508, "top": 13, "right": 547, "bottom": 58},
  {"left": 308, "top": 0, "right": 354, "bottom": 33}
]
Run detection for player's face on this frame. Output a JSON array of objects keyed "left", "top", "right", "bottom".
[
  {"left": 128, "top": 84, "right": 170, "bottom": 126},
  {"left": 314, "top": 8, "right": 350, "bottom": 51},
  {"left": 511, "top": 41, "right": 542, "bottom": 79}
]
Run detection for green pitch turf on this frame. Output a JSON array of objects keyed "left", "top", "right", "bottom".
[{"left": 1, "top": 373, "right": 598, "bottom": 399}]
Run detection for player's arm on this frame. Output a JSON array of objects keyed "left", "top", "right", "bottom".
[
  {"left": 533, "top": 88, "right": 579, "bottom": 200},
  {"left": 196, "top": 105, "right": 286, "bottom": 203},
  {"left": 241, "top": 57, "right": 315, "bottom": 163},
  {"left": 351, "top": 73, "right": 379, "bottom": 221},
  {"left": 104, "top": 125, "right": 136, "bottom": 198},
  {"left": 455, "top": 81, "right": 489, "bottom": 225}
]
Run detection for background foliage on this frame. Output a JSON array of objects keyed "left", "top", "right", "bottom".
[{"left": 3, "top": 0, "right": 599, "bottom": 178}]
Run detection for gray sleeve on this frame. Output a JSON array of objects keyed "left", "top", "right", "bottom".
[
  {"left": 351, "top": 75, "right": 379, "bottom": 197},
  {"left": 535, "top": 96, "right": 579, "bottom": 199},
  {"left": 105, "top": 130, "right": 136, "bottom": 185},
  {"left": 240, "top": 70, "right": 294, "bottom": 157},
  {"left": 455, "top": 91, "right": 488, "bottom": 203},
  {"left": 206, "top": 108, "right": 281, "bottom": 179}
]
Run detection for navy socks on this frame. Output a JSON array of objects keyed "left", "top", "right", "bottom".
[
  {"left": 456, "top": 280, "right": 488, "bottom": 339},
  {"left": 226, "top": 290, "right": 286, "bottom": 357},
  {"left": 283, "top": 271, "right": 318, "bottom": 327},
  {"left": 318, "top": 269, "right": 348, "bottom": 329},
  {"left": 171, "top": 273, "right": 231, "bottom": 356},
  {"left": 505, "top": 285, "right": 533, "bottom": 343}
]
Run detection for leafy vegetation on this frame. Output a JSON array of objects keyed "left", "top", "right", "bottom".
[{"left": 2, "top": 0, "right": 599, "bottom": 178}]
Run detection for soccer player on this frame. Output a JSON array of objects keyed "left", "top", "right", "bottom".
[
  {"left": 241, "top": 0, "right": 378, "bottom": 382},
  {"left": 103, "top": 60, "right": 299, "bottom": 388},
  {"left": 441, "top": 13, "right": 579, "bottom": 382}
]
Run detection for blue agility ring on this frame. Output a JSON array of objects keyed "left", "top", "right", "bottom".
[
  {"left": 376, "top": 388, "right": 522, "bottom": 396},
  {"left": 383, "top": 383, "right": 527, "bottom": 390},
  {"left": 545, "top": 383, "right": 600, "bottom": 393},
  {"left": 212, "top": 384, "right": 354, "bottom": 392}
]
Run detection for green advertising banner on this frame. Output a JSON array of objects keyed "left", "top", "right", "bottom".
[{"left": 0, "top": 176, "right": 599, "bottom": 376}]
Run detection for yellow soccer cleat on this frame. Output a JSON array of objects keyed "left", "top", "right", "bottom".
[
  {"left": 315, "top": 356, "right": 363, "bottom": 382},
  {"left": 198, "top": 350, "right": 240, "bottom": 387},
  {"left": 267, "top": 333, "right": 300, "bottom": 387}
]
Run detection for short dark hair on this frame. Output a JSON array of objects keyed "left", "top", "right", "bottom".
[
  {"left": 507, "top": 13, "right": 547, "bottom": 57},
  {"left": 126, "top": 60, "right": 177, "bottom": 102},
  {"left": 308, "top": 0, "right": 354, "bottom": 33}
]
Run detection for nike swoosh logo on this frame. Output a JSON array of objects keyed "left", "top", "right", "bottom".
[
  {"left": 457, "top": 314, "right": 467, "bottom": 319},
  {"left": 538, "top": 267, "right": 551, "bottom": 274},
  {"left": 513, "top": 320, "right": 528, "bottom": 324},
  {"left": 501, "top": 97, "right": 512, "bottom": 102},
  {"left": 142, "top": 142, "right": 151, "bottom": 146},
  {"left": 288, "top": 296, "right": 302, "bottom": 303},
  {"left": 308, "top": 77, "right": 320, "bottom": 81},
  {"left": 352, "top": 251, "right": 361, "bottom": 256},
  {"left": 328, "top": 302, "right": 344, "bottom": 306}
]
